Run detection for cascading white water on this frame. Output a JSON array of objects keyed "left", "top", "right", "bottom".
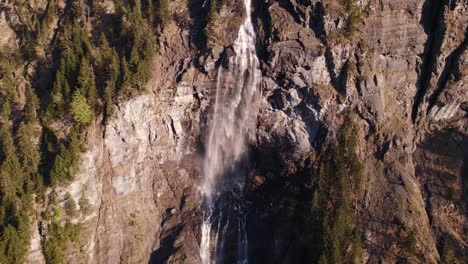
[{"left": 200, "top": 0, "right": 261, "bottom": 263}]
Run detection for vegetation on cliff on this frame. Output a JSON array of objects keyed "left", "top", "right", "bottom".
[
  {"left": 305, "top": 113, "right": 364, "bottom": 263},
  {"left": 0, "top": 0, "right": 164, "bottom": 262}
]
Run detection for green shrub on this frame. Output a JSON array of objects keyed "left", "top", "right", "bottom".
[
  {"left": 344, "top": 8, "right": 362, "bottom": 37},
  {"left": 52, "top": 207, "right": 62, "bottom": 223},
  {"left": 64, "top": 193, "right": 77, "bottom": 217},
  {"left": 78, "top": 194, "right": 91, "bottom": 216}
]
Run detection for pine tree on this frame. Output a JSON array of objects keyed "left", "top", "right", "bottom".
[
  {"left": 1, "top": 98, "right": 12, "bottom": 120},
  {"left": 109, "top": 49, "right": 120, "bottom": 87},
  {"left": 24, "top": 88, "right": 39, "bottom": 123},
  {"left": 96, "top": 33, "right": 111, "bottom": 71},
  {"left": 45, "top": 0, "right": 56, "bottom": 25},
  {"left": 104, "top": 85, "right": 114, "bottom": 117},
  {"left": 47, "top": 69, "right": 67, "bottom": 118},
  {"left": 76, "top": 58, "right": 97, "bottom": 108},
  {"left": 0, "top": 225, "right": 29, "bottom": 264},
  {"left": 119, "top": 56, "right": 130, "bottom": 91},
  {"left": 68, "top": 127, "right": 84, "bottom": 155},
  {"left": 37, "top": 0, "right": 56, "bottom": 46},
  {"left": 49, "top": 145, "right": 74, "bottom": 185},
  {"left": 61, "top": 50, "right": 77, "bottom": 90},
  {"left": 105, "top": 48, "right": 120, "bottom": 116},
  {"left": 16, "top": 123, "right": 40, "bottom": 177},
  {"left": 0, "top": 124, "right": 31, "bottom": 264},
  {"left": 70, "top": 90, "right": 93, "bottom": 124},
  {"left": 43, "top": 222, "right": 64, "bottom": 264},
  {"left": 0, "top": 125, "right": 23, "bottom": 197}
]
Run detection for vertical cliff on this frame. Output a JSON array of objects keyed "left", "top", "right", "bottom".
[
  {"left": 0, "top": 0, "right": 465, "bottom": 263},
  {"left": 248, "top": 0, "right": 466, "bottom": 263}
]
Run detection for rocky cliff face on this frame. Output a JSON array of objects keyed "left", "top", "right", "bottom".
[{"left": 22, "top": 0, "right": 466, "bottom": 263}]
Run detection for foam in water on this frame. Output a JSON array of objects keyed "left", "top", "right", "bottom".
[{"left": 200, "top": 0, "right": 261, "bottom": 263}]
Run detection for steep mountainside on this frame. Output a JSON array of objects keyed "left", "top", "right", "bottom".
[{"left": 0, "top": 0, "right": 466, "bottom": 263}]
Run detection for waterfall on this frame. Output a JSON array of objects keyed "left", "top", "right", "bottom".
[{"left": 200, "top": 0, "right": 261, "bottom": 263}]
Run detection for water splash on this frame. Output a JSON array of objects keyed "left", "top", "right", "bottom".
[{"left": 200, "top": 0, "right": 261, "bottom": 263}]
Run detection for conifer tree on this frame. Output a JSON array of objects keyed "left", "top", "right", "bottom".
[
  {"left": 0, "top": 125, "right": 23, "bottom": 197},
  {"left": 37, "top": 0, "right": 56, "bottom": 46},
  {"left": 96, "top": 34, "right": 119, "bottom": 117},
  {"left": 1, "top": 98, "right": 12, "bottom": 120},
  {"left": 61, "top": 49, "right": 79, "bottom": 95},
  {"left": 109, "top": 49, "right": 120, "bottom": 87},
  {"left": 76, "top": 58, "right": 97, "bottom": 108},
  {"left": 0, "top": 224, "right": 29, "bottom": 264},
  {"left": 119, "top": 56, "right": 130, "bottom": 92},
  {"left": 49, "top": 144, "right": 74, "bottom": 185},
  {"left": 24, "top": 88, "right": 39, "bottom": 123},
  {"left": 16, "top": 123, "right": 40, "bottom": 177},
  {"left": 96, "top": 33, "right": 111, "bottom": 70},
  {"left": 46, "top": 68, "right": 68, "bottom": 119},
  {"left": 70, "top": 90, "right": 93, "bottom": 124}
]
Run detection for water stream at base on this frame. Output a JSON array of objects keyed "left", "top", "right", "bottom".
[{"left": 199, "top": 0, "right": 261, "bottom": 263}]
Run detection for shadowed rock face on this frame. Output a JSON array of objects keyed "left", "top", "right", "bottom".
[
  {"left": 25, "top": 0, "right": 466, "bottom": 263},
  {"left": 413, "top": 129, "right": 467, "bottom": 259}
]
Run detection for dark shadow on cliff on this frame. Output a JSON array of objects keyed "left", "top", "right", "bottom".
[
  {"left": 462, "top": 134, "right": 468, "bottom": 213},
  {"left": 416, "top": 128, "right": 467, "bottom": 207},
  {"left": 244, "top": 165, "right": 315, "bottom": 263},
  {"left": 252, "top": 0, "right": 272, "bottom": 63},
  {"left": 193, "top": 117, "right": 327, "bottom": 263},
  {"left": 427, "top": 30, "right": 468, "bottom": 113},
  {"left": 148, "top": 226, "right": 183, "bottom": 264},
  {"left": 275, "top": 0, "right": 302, "bottom": 24},
  {"left": 188, "top": 0, "right": 209, "bottom": 51},
  {"left": 413, "top": 128, "right": 467, "bottom": 261},
  {"left": 411, "top": 0, "right": 447, "bottom": 123},
  {"left": 243, "top": 122, "right": 328, "bottom": 263}
]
